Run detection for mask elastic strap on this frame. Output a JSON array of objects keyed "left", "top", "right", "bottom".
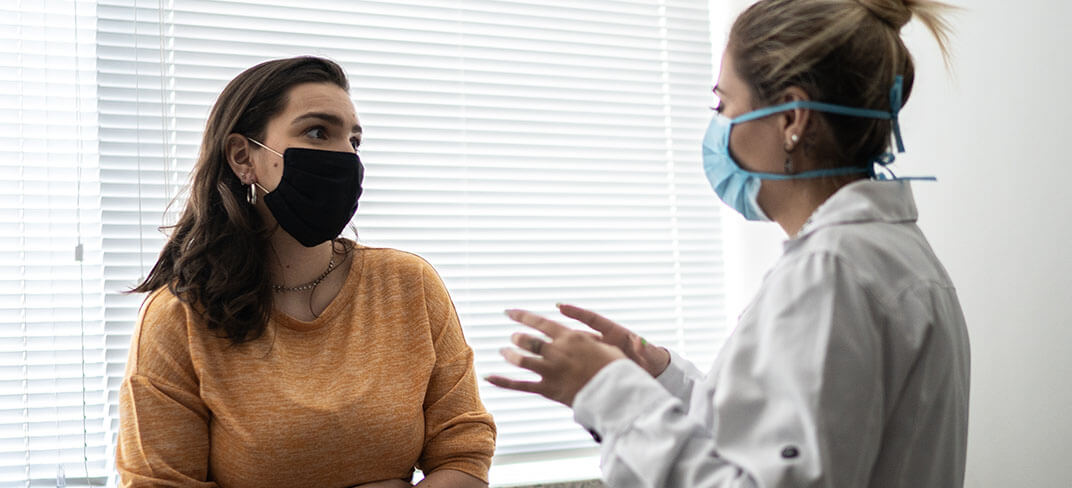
[
  {"left": 745, "top": 165, "right": 870, "bottom": 181},
  {"left": 888, "top": 75, "right": 905, "bottom": 153},
  {"left": 247, "top": 137, "right": 284, "bottom": 158},
  {"left": 731, "top": 75, "right": 906, "bottom": 149},
  {"left": 730, "top": 76, "right": 935, "bottom": 182},
  {"left": 732, "top": 100, "right": 894, "bottom": 124},
  {"left": 746, "top": 161, "right": 936, "bottom": 183},
  {"left": 244, "top": 138, "right": 282, "bottom": 194},
  {"left": 869, "top": 152, "right": 937, "bottom": 182}
]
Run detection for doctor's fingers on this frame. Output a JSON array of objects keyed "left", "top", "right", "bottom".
[
  {"left": 558, "top": 303, "right": 642, "bottom": 351},
  {"left": 506, "top": 308, "right": 569, "bottom": 338},
  {"left": 500, "top": 346, "right": 554, "bottom": 375},
  {"left": 484, "top": 375, "right": 544, "bottom": 395},
  {"left": 511, "top": 332, "right": 549, "bottom": 356},
  {"left": 565, "top": 325, "right": 649, "bottom": 367},
  {"left": 557, "top": 303, "right": 625, "bottom": 336}
]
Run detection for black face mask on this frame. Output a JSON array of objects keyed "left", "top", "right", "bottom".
[{"left": 250, "top": 140, "right": 364, "bottom": 247}]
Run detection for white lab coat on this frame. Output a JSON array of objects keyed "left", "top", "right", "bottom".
[{"left": 573, "top": 180, "right": 970, "bottom": 487}]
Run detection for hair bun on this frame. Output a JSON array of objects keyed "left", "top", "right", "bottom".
[{"left": 855, "top": 0, "right": 913, "bottom": 30}]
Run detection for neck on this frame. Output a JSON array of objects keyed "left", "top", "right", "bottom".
[
  {"left": 772, "top": 195, "right": 819, "bottom": 237},
  {"left": 768, "top": 176, "right": 858, "bottom": 237},
  {"left": 267, "top": 230, "right": 336, "bottom": 288}
]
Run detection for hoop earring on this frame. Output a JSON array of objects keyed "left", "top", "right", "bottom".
[{"left": 247, "top": 183, "right": 257, "bottom": 205}]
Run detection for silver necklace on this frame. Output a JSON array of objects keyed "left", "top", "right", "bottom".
[{"left": 272, "top": 254, "right": 337, "bottom": 293}]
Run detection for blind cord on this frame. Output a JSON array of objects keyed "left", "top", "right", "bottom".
[
  {"left": 72, "top": 0, "right": 92, "bottom": 484},
  {"left": 18, "top": 5, "right": 30, "bottom": 487}
]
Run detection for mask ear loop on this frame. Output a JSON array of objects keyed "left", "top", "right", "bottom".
[
  {"left": 244, "top": 137, "right": 281, "bottom": 204},
  {"left": 247, "top": 137, "right": 285, "bottom": 158}
]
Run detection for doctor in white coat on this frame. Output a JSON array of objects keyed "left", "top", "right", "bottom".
[{"left": 486, "top": 0, "right": 969, "bottom": 487}]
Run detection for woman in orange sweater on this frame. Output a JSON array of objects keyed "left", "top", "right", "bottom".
[{"left": 117, "top": 56, "right": 495, "bottom": 488}]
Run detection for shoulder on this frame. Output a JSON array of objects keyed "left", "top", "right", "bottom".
[
  {"left": 357, "top": 245, "right": 437, "bottom": 275},
  {"left": 140, "top": 285, "right": 191, "bottom": 319},
  {"left": 790, "top": 220, "right": 952, "bottom": 307},
  {"left": 752, "top": 251, "right": 878, "bottom": 327},
  {"left": 735, "top": 251, "right": 883, "bottom": 372},
  {"left": 788, "top": 221, "right": 897, "bottom": 274},
  {"left": 355, "top": 245, "right": 449, "bottom": 294},
  {"left": 764, "top": 247, "right": 861, "bottom": 292},
  {"left": 355, "top": 246, "right": 459, "bottom": 331},
  {"left": 127, "top": 287, "right": 201, "bottom": 380},
  {"left": 137, "top": 287, "right": 197, "bottom": 340},
  {"left": 745, "top": 247, "right": 884, "bottom": 342}
]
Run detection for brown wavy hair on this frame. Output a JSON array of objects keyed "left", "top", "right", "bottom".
[
  {"left": 729, "top": 0, "right": 955, "bottom": 169},
  {"left": 133, "top": 56, "right": 350, "bottom": 345}
]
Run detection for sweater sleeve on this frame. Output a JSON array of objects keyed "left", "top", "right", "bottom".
[
  {"left": 116, "top": 290, "right": 218, "bottom": 488},
  {"left": 415, "top": 263, "right": 497, "bottom": 482}
]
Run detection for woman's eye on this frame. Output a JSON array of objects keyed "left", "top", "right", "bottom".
[
  {"left": 350, "top": 138, "right": 361, "bottom": 151},
  {"left": 304, "top": 127, "right": 327, "bottom": 139}
]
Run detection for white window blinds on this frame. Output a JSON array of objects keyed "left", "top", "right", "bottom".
[
  {"left": 2, "top": 1, "right": 725, "bottom": 486},
  {"left": 0, "top": 1, "right": 105, "bottom": 487}
]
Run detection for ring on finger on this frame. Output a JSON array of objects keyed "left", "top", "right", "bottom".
[{"left": 531, "top": 338, "right": 546, "bottom": 355}]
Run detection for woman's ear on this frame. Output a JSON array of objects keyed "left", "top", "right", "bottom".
[
  {"left": 224, "top": 133, "right": 256, "bottom": 184},
  {"left": 779, "top": 86, "right": 811, "bottom": 153}
]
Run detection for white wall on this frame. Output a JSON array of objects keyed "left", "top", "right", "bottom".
[{"left": 718, "top": 1, "right": 1072, "bottom": 486}]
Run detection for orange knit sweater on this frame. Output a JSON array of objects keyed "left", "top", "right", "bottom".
[{"left": 116, "top": 246, "right": 496, "bottom": 487}]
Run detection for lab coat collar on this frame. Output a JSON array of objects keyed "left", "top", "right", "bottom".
[{"left": 790, "top": 179, "right": 918, "bottom": 244}]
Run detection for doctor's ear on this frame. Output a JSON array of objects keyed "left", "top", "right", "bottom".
[
  {"left": 224, "top": 133, "right": 255, "bottom": 184},
  {"left": 779, "top": 86, "right": 812, "bottom": 152}
]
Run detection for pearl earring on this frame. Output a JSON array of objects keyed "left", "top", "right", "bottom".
[{"left": 785, "top": 134, "right": 800, "bottom": 151}]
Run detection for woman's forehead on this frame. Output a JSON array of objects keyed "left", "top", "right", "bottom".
[{"left": 282, "top": 82, "right": 358, "bottom": 124}]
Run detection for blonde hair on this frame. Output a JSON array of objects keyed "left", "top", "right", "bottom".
[{"left": 729, "top": 0, "right": 955, "bottom": 168}]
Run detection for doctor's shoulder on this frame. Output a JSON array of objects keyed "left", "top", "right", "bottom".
[
  {"left": 790, "top": 219, "right": 936, "bottom": 291},
  {"left": 743, "top": 229, "right": 909, "bottom": 332}
]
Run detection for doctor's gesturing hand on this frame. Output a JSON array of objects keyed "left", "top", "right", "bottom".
[
  {"left": 557, "top": 303, "right": 671, "bottom": 378},
  {"left": 485, "top": 304, "right": 670, "bottom": 406}
]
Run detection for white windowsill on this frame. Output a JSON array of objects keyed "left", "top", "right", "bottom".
[
  {"left": 413, "top": 453, "right": 602, "bottom": 487},
  {"left": 489, "top": 454, "right": 602, "bottom": 487}
]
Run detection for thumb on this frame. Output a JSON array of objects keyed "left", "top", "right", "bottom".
[{"left": 629, "top": 334, "right": 649, "bottom": 361}]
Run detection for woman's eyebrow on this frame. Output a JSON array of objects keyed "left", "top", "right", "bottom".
[{"left": 292, "top": 112, "right": 362, "bottom": 134}]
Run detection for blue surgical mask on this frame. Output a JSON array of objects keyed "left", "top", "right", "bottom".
[{"left": 701, "top": 76, "right": 923, "bottom": 221}]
